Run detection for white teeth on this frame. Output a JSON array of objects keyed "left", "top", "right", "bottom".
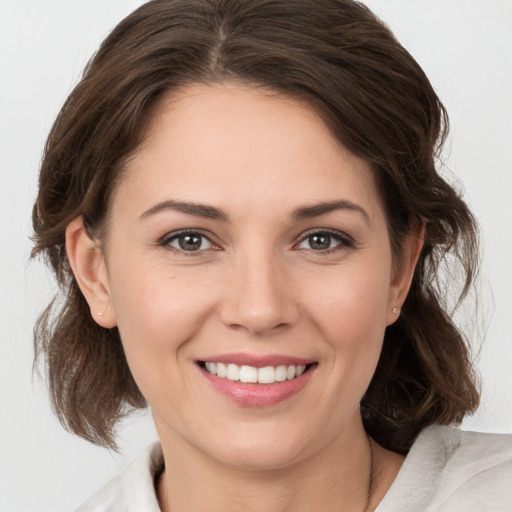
[
  {"left": 239, "top": 365, "right": 258, "bottom": 383},
  {"left": 275, "top": 365, "right": 287, "bottom": 382},
  {"left": 226, "top": 364, "right": 240, "bottom": 381},
  {"left": 257, "top": 366, "right": 275, "bottom": 384},
  {"left": 203, "top": 362, "right": 310, "bottom": 383},
  {"left": 217, "top": 362, "right": 227, "bottom": 378},
  {"left": 205, "top": 362, "right": 217, "bottom": 375}
]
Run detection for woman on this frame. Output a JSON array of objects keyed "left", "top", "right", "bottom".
[{"left": 31, "top": 0, "right": 512, "bottom": 510}]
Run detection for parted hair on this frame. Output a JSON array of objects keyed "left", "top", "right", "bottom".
[{"left": 32, "top": 0, "right": 480, "bottom": 452}]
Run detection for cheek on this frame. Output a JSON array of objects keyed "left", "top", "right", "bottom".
[
  {"left": 305, "top": 259, "right": 391, "bottom": 340},
  {"left": 106, "top": 258, "right": 217, "bottom": 386},
  {"left": 302, "top": 258, "right": 392, "bottom": 397}
]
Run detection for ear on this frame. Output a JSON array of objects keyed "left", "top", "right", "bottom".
[
  {"left": 65, "top": 216, "right": 117, "bottom": 328},
  {"left": 386, "top": 221, "right": 425, "bottom": 326}
]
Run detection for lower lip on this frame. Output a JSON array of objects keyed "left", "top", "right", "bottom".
[{"left": 200, "top": 365, "right": 316, "bottom": 407}]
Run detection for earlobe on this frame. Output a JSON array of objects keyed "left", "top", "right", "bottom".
[
  {"left": 65, "top": 216, "right": 117, "bottom": 328},
  {"left": 386, "top": 222, "right": 425, "bottom": 326}
]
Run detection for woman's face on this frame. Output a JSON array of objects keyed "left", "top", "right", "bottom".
[{"left": 90, "top": 83, "right": 414, "bottom": 468}]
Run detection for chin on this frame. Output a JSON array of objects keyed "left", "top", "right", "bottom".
[{"left": 198, "top": 422, "right": 321, "bottom": 471}]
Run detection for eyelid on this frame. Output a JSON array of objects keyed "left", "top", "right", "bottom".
[
  {"left": 157, "top": 227, "right": 355, "bottom": 254},
  {"left": 293, "top": 228, "right": 355, "bottom": 251},
  {"left": 159, "top": 228, "right": 221, "bottom": 253}
]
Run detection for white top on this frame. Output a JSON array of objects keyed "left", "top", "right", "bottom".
[{"left": 75, "top": 425, "right": 512, "bottom": 511}]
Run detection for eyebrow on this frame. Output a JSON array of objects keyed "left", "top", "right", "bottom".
[
  {"left": 139, "top": 198, "right": 370, "bottom": 225},
  {"left": 139, "top": 200, "right": 229, "bottom": 222},
  {"left": 292, "top": 200, "right": 371, "bottom": 225}
]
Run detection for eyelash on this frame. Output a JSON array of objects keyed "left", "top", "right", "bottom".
[
  {"left": 158, "top": 228, "right": 355, "bottom": 255},
  {"left": 159, "top": 229, "right": 219, "bottom": 256},
  {"left": 294, "top": 228, "right": 355, "bottom": 254}
]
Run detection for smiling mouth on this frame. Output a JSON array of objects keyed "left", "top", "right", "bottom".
[{"left": 198, "top": 361, "right": 316, "bottom": 384}]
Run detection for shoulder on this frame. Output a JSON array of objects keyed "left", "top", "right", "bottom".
[
  {"left": 74, "top": 441, "right": 163, "bottom": 512},
  {"left": 378, "top": 425, "right": 512, "bottom": 512},
  {"left": 426, "top": 426, "right": 512, "bottom": 511}
]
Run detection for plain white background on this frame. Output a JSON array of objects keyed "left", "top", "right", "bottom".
[{"left": 1, "top": 1, "right": 511, "bottom": 511}]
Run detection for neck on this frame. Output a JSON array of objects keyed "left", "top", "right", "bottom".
[{"left": 155, "top": 417, "right": 398, "bottom": 512}]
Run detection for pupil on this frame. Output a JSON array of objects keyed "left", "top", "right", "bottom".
[
  {"left": 179, "top": 235, "right": 201, "bottom": 251},
  {"left": 310, "top": 234, "right": 331, "bottom": 250}
]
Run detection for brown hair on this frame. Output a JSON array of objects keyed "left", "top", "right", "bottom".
[{"left": 32, "top": 0, "right": 480, "bottom": 452}]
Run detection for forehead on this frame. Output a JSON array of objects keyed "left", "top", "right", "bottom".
[{"left": 116, "top": 82, "right": 384, "bottom": 223}]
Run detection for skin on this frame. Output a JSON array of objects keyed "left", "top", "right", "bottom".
[{"left": 67, "top": 83, "right": 423, "bottom": 511}]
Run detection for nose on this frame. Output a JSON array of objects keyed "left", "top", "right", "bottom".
[{"left": 219, "top": 249, "right": 300, "bottom": 336}]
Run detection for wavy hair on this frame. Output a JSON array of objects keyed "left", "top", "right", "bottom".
[{"left": 32, "top": 0, "right": 480, "bottom": 451}]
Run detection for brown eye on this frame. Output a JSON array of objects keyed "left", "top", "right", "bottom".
[
  {"left": 165, "top": 232, "right": 213, "bottom": 252},
  {"left": 296, "top": 230, "right": 354, "bottom": 252},
  {"left": 308, "top": 233, "right": 332, "bottom": 250},
  {"left": 178, "top": 234, "right": 203, "bottom": 251}
]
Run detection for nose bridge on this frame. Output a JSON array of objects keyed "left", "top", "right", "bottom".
[{"left": 220, "top": 243, "right": 298, "bottom": 335}]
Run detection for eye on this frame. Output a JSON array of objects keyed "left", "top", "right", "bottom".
[
  {"left": 162, "top": 231, "right": 214, "bottom": 252},
  {"left": 295, "top": 230, "right": 353, "bottom": 252}
]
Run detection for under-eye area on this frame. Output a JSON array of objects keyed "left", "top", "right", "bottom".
[{"left": 197, "top": 361, "right": 318, "bottom": 384}]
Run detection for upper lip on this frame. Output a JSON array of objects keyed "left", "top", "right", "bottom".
[{"left": 197, "top": 352, "right": 316, "bottom": 368}]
